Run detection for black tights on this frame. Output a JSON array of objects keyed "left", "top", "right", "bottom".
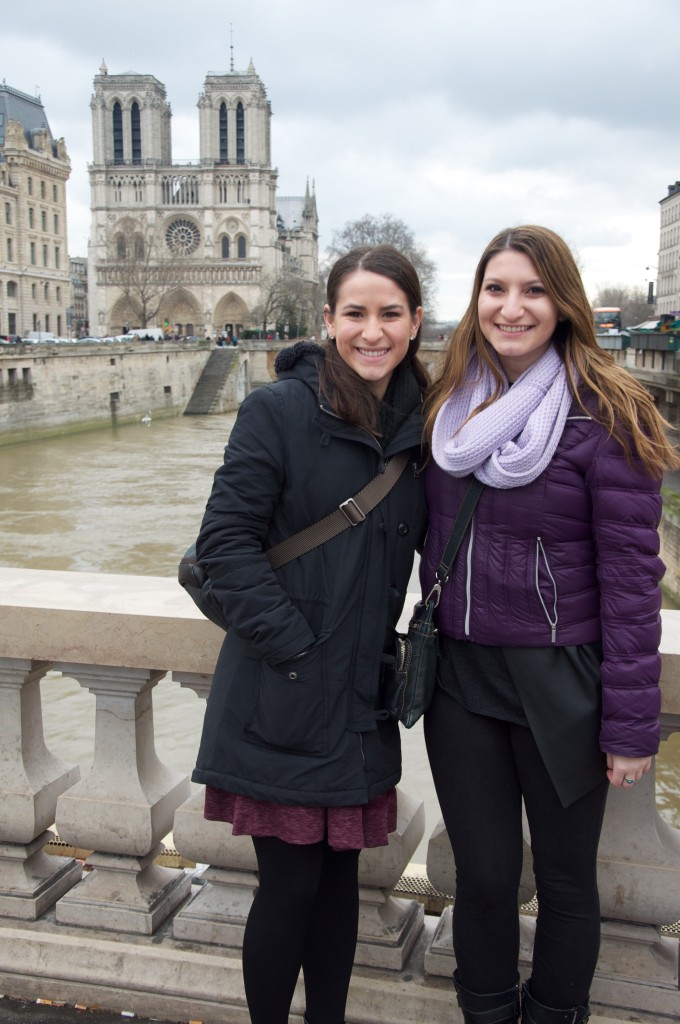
[
  {"left": 243, "top": 835, "right": 360, "bottom": 1024},
  {"left": 425, "top": 687, "right": 608, "bottom": 1009}
]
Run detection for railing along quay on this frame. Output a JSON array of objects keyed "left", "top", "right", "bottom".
[{"left": 0, "top": 566, "right": 678, "bottom": 1024}]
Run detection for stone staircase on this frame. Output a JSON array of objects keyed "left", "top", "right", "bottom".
[{"left": 183, "top": 347, "right": 240, "bottom": 415}]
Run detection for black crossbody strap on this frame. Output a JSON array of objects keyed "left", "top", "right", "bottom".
[
  {"left": 265, "top": 450, "right": 412, "bottom": 570},
  {"left": 425, "top": 476, "right": 485, "bottom": 606}
]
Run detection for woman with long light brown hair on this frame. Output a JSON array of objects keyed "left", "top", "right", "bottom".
[{"left": 421, "top": 225, "right": 677, "bottom": 1024}]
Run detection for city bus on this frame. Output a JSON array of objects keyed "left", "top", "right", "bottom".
[{"left": 593, "top": 307, "right": 622, "bottom": 332}]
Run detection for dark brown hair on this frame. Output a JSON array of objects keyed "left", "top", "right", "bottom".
[
  {"left": 321, "top": 245, "right": 429, "bottom": 432},
  {"left": 424, "top": 225, "right": 678, "bottom": 475}
]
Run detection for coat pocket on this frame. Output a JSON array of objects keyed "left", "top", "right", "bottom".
[{"left": 243, "top": 645, "right": 328, "bottom": 756}]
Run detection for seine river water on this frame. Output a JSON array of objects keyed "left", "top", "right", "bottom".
[{"left": 1, "top": 413, "right": 678, "bottom": 864}]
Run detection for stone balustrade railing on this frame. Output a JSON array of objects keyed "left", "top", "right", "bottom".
[{"left": 0, "top": 566, "right": 677, "bottom": 1024}]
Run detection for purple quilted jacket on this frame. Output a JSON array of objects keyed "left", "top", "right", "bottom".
[{"left": 421, "top": 398, "right": 665, "bottom": 756}]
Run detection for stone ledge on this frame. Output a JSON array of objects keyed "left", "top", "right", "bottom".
[{"left": 0, "top": 912, "right": 675, "bottom": 1024}]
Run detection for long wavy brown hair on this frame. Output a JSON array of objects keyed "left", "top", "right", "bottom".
[{"left": 424, "top": 225, "right": 679, "bottom": 476}]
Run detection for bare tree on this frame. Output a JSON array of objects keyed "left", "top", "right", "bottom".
[
  {"left": 253, "top": 272, "right": 312, "bottom": 337},
  {"left": 326, "top": 213, "right": 437, "bottom": 315},
  {"left": 592, "top": 284, "right": 655, "bottom": 329},
  {"left": 104, "top": 222, "right": 186, "bottom": 330}
]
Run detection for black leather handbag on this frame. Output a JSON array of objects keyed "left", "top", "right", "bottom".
[{"left": 386, "top": 476, "right": 485, "bottom": 728}]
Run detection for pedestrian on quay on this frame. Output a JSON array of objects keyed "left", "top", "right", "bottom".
[
  {"left": 191, "top": 244, "right": 429, "bottom": 1024},
  {"left": 420, "top": 224, "right": 679, "bottom": 1024}
]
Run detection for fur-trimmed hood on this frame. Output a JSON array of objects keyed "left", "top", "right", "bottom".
[{"left": 274, "top": 341, "right": 324, "bottom": 377}]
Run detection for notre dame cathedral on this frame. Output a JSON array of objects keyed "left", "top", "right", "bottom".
[{"left": 88, "top": 60, "right": 319, "bottom": 339}]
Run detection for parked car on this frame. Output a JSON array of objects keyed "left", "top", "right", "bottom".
[{"left": 1, "top": 334, "right": 22, "bottom": 344}]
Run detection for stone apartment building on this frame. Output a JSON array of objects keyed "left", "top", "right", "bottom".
[
  {"left": 0, "top": 84, "right": 72, "bottom": 339},
  {"left": 88, "top": 60, "right": 319, "bottom": 338},
  {"left": 657, "top": 181, "right": 680, "bottom": 316}
]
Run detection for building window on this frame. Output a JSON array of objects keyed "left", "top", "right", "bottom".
[
  {"left": 113, "top": 102, "right": 124, "bottom": 163},
  {"left": 57, "top": 315, "right": 62, "bottom": 335},
  {"left": 30, "top": 242, "right": 36, "bottom": 265},
  {"left": 217, "top": 176, "right": 228, "bottom": 203},
  {"left": 219, "top": 102, "right": 228, "bottom": 163},
  {"left": 237, "top": 234, "right": 246, "bottom": 259},
  {"left": 43, "top": 244, "right": 48, "bottom": 266},
  {"left": 221, "top": 236, "right": 230, "bottom": 259},
  {"left": 8, "top": 312, "right": 16, "bottom": 334},
  {"left": 53, "top": 184, "right": 58, "bottom": 202},
  {"left": 134, "top": 234, "right": 144, "bottom": 259},
  {"left": 45, "top": 314, "right": 50, "bottom": 331},
  {"left": 161, "top": 174, "right": 200, "bottom": 205},
  {"left": 4, "top": 202, "right": 10, "bottom": 224},
  {"left": 40, "top": 180, "right": 46, "bottom": 199},
  {"left": 31, "top": 283, "right": 36, "bottom": 299},
  {"left": 32, "top": 313, "right": 38, "bottom": 330},
  {"left": 236, "top": 102, "right": 245, "bottom": 164},
  {"left": 44, "top": 283, "right": 49, "bottom": 300},
  {"left": 116, "top": 234, "right": 127, "bottom": 258},
  {"left": 7, "top": 281, "right": 17, "bottom": 298},
  {"left": 41, "top": 210, "right": 47, "bottom": 231},
  {"left": 28, "top": 207, "right": 34, "bottom": 227},
  {"left": 55, "top": 246, "right": 60, "bottom": 268},
  {"left": 56, "top": 286, "right": 61, "bottom": 301},
  {"left": 54, "top": 213, "right": 59, "bottom": 233},
  {"left": 6, "top": 238, "right": 12, "bottom": 261},
  {"left": 23, "top": 367, "right": 32, "bottom": 385},
  {"left": 27, "top": 177, "right": 33, "bottom": 195},
  {"left": 131, "top": 101, "right": 141, "bottom": 163}
]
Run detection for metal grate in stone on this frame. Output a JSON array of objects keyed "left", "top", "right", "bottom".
[{"left": 394, "top": 877, "right": 680, "bottom": 938}]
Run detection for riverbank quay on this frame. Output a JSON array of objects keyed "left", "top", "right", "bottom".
[
  {"left": 0, "top": 338, "right": 446, "bottom": 448},
  {"left": 0, "top": 567, "right": 678, "bottom": 1024}
]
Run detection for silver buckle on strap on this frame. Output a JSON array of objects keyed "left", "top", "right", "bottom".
[{"left": 339, "top": 497, "right": 366, "bottom": 526}]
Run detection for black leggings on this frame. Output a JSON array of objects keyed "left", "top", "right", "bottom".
[
  {"left": 424, "top": 686, "right": 608, "bottom": 1008},
  {"left": 243, "top": 835, "right": 360, "bottom": 1024}
]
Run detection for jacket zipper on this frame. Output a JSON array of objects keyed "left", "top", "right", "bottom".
[
  {"left": 535, "top": 536, "right": 558, "bottom": 643},
  {"left": 464, "top": 518, "right": 475, "bottom": 636}
]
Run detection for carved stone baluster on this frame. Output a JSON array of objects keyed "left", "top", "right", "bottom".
[
  {"left": 591, "top": 719, "right": 680, "bottom": 1019},
  {"left": 0, "top": 658, "right": 82, "bottom": 918},
  {"left": 171, "top": 672, "right": 258, "bottom": 946},
  {"left": 354, "top": 787, "right": 425, "bottom": 970},
  {"left": 54, "top": 664, "right": 191, "bottom": 935},
  {"left": 424, "top": 813, "right": 536, "bottom": 977}
]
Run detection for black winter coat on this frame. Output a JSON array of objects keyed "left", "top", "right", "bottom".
[{"left": 191, "top": 344, "right": 427, "bottom": 806}]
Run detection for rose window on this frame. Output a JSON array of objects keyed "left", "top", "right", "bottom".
[{"left": 165, "top": 219, "right": 200, "bottom": 256}]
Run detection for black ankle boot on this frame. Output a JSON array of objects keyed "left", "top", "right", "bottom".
[
  {"left": 453, "top": 970, "right": 521, "bottom": 1024},
  {"left": 521, "top": 981, "right": 590, "bottom": 1024}
]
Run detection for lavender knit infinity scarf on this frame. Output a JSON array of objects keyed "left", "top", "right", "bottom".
[{"left": 432, "top": 345, "right": 574, "bottom": 489}]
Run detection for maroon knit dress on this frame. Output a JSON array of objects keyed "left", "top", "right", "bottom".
[{"left": 204, "top": 786, "right": 397, "bottom": 852}]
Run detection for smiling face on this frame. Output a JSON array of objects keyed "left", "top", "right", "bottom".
[
  {"left": 477, "top": 249, "right": 559, "bottom": 381},
  {"left": 324, "top": 269, "right": 422, "bottom": 399}
]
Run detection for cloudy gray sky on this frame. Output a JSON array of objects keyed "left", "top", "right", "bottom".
[{"left": 4, "top": 0, "right": 677, "bottom": 319}]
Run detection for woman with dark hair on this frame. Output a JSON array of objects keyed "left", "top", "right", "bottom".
[
  {"left": 192, "top": 245, "right": 429, "bottom": 1024},
  {"left": 421, "top": 225, "right": 678, "bottom": 1024}
]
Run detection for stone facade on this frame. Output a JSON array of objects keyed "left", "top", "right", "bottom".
[
  {"left": 69, "top": 256, "right": 88, "bottom": 335},
  {"left": 657, "top": 182, "right": 680, "bottom": 316},
  {"left": 88, "top": 61, "right": 319, "bottom": 339},
  {"left": 0, "top": 84, "right": 72, "bottom": 340}
]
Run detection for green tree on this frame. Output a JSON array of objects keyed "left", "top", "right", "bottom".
[
  {"left": 592, "top": 284, "right": 654, "bottom": 329},
  {"left": 326, "top": 213, "right": 437, "bottom": 315}
]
